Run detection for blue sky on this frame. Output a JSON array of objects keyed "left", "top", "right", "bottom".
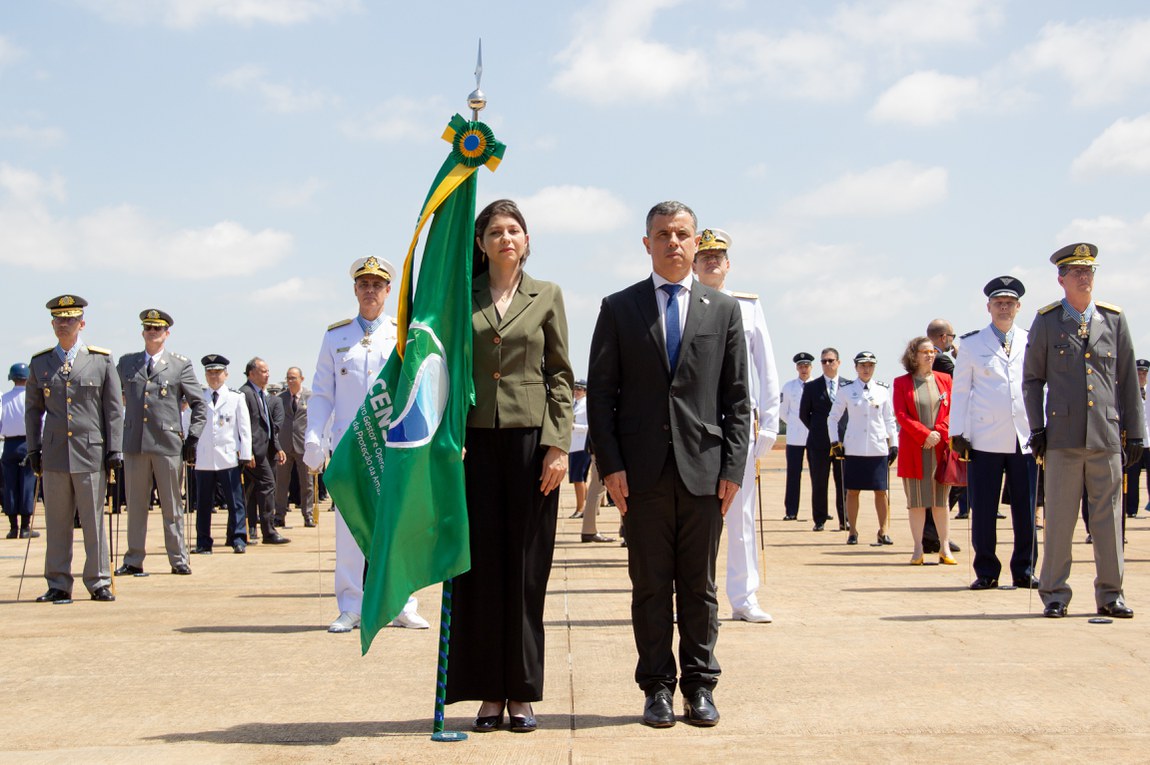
[{"left": 3, "top": 0, "right": 1150, "bottom": 388}]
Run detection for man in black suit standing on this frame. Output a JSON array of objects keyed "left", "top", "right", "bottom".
[
  {"left": 799, "top": 348, "right": 848, "bottom": 531},
  {"left": 588, "top": 200, "right": 750, "bottom": 729},
  {"left": 240, "top": 357, "right": 289, "bottom": 546}
]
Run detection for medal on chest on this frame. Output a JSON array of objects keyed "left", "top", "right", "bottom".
[
  {"left": 360, "top": 333, "right": 372, "bottom": 348},
  {"left": 1077, "top": 320, "right": 1089, "bottom": 339}
]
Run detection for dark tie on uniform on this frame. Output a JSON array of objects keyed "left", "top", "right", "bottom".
[
  {"left": 660, "top": 283, "right": 683, "bottom": 370},
  {"left": 828, "top": 378, "right": 836, "bottom": 401},
  {"left": 212, "top": 390, "right": 219, "bottom": 405},
  {"left": 292, "top": 394, "right": 298, "bottom": 414},
  {"left": 146, "top": 357, "right": 154, "bottom": 376}
]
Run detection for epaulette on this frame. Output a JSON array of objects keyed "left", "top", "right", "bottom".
[
  {"left": 1096, "top": 301, "right": 1122, "bottom": 314},
  {"left": 389, "top": 316, "right": 398, "bottom": 325},
  {"left": 730, "top": 291, "right": 759, "bottom": 300},
  {"left": 1037, "top": 301, "right": 1060, "bottom": 315},
  {"left": 86, "top": 345, "right": 111, "bottom": 356},
  {"left": 959, "top": 329, "right": 979, "bottom": 340},
  {"left": 875, "top": 380, "right": 890, "bottom": 388},
  {"left": 328, "top": 318, "right": 353, "bottom": 331},
  {"left": 171, "top": 353, "right": 188, "bottom": 362},
  {"left": 841, "top": 379, "right": 856, "bottom": 387},
  {"left": 32, "top": 347, "right": 53, "bottom": 359}
]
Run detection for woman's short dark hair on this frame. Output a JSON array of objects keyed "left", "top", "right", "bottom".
[
  {"left": 901, "top": 336, "right": 932, "bottom": 374},
  {"left": 473, "top": 199, "right": 530, "bottom": 276}
]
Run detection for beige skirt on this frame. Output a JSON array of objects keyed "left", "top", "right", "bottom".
[{"left": 902, "top": 447, "right": 948, "bottom": 508}]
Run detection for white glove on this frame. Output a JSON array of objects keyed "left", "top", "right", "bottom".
[
  {"left": 303, "top": 441, "right": 327, "bottom": 472},
  {"left": 753, "top": 429, "right": 777, "bottom": 459}
]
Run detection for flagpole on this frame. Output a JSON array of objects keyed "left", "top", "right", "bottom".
[{"left": 429, "top": 40, "right": 486, "bottom": 744}]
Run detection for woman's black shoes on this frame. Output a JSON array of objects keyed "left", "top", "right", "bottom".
[{"left": 472, "top": 704, "right": 505, "bottom": 733}]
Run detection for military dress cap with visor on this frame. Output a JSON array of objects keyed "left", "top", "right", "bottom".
[
  {"left": 853, "top": 351, "right": 878, "bottom": 364},
  {"left": 574, "top": 378, "right": 587, "bottom": 390},
  {"left": 349, "top": 256, "right": 397, "bottom": 282},
  {"left": 201, "top": 354, "right": 229, "bottom": 370},
  {"left": 1137, "top": 359, "right": 1150, "bottom": 372},
  {"left": 697, "top": 228, "right": 731, "bottom": 254},
  {"left": 8, "top": 362, "right": 29, "bottom": 381},
  {"left": 793, "top": 352, "right": 815, "bottom": 364},
  {"left": 984, "top": 276, "right": 1026, "bottom": 299},
  {"left": 46, "top": 294, "right": 87, "bottom": 318},
  {"left": 1050, "top": 242, "right": 1098, "bottom": 268},
  {"left": 140, "top": 308, "right": 174, "bottom": 328}
]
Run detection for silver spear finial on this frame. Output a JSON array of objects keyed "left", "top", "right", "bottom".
[{"left": 467, "top": 39, "right": 486, "bottom": 120}]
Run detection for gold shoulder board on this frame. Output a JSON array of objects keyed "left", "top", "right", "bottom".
[
  {"left": 730, "top": 291, "right": 759, "bottom": 300},
  {"left": 1095, "top": 301, "right": 1122, "bottom": 314},
  {"left": 86, "top": 345, "right": 111, "bottom": 355},
  {"left": 327, "top": 318, "right": 353, "bottom": 331},
  {"left": 389, "top": 316, "right": 398, "bottom": 325},
  {"left": 1037, "top": 301, "right": 1060, "bottom": 315},
  {"left": 31, "top": 347, "right": 53, "bottom": 359}
]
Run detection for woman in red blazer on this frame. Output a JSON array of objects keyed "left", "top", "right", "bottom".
[{"left": 892, "top": 336, "right": 955, "bottom": 565}]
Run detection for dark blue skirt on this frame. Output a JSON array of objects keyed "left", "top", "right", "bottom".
[
  {"left": 844, "top": 455, "right": 888, "bottom": 491},
  {"left": 568, "top": 450, "right": 592, "bottom": 482}
]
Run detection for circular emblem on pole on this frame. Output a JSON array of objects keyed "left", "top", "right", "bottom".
[{"left": 452, "top": 121, "right": 496, "bottom": 167}]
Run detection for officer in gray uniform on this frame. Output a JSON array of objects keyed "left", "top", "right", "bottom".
[
  {"left": 1023, "top": 243, "right": 1145, "bottom": 619},
  {"left": 25, "top": 295, "right": 124, "bottom": 603},
  {"left": 115, "top": 309, "right": 207, "bottom": 577}
]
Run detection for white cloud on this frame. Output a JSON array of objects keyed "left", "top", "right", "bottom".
[
  {"left": 722, "top": 30, "right": 864, "bottom": 102},
  {"left": 77, "top": 0, "right": 361, "bottom": 28},
  {"left": 869, "top": 70, "right": 981, "bottom": 126},
  {"left": 0, "top": 123, "right": 66, "bottom": 146},
  {"left": 1055, "top": 214, "right": 1149, "bottom": 255},
  {"left": 0, "top": 164, "right": 292, "bottom": 277},
  {"left": 551, "top": 0, "right": 706, "bottom": 105},
  {"left": 1017, "top": 19, "right": 1150, "bottom": 107},
  {"left": 269, "top": 177, "right": 326, "bottom": 208},
  {"left": 251, "top": 277, "right": 321, "bottom": 304},
  {"left": 217, "top": 65, "right": 337, "bottom": 113},
  {"left": 0, "top": 34, "right": 24, "bottom": 72},
  {"left": 515, "top": 186, "right": 631, "bottom": 235},
  {"left": 832, "top": 0, "right": 1005, "bottom": 45},
  {"left": 1071, "top": 115, "right": 1150, "bottom": 178},
  {"left": 341, "top": 96, "right": 445, "bottom": 142},
  {"left": 783, "top": 161, "right": 948, "bottom": 217}
]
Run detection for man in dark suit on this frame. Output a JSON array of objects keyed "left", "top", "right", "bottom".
[
  {"left": 799, "top": 348, "right": 848, "bottom": 531},
  {"left": 588, "top": 200, "right": 750, "bottom": 729},
  {"left": 274, "top": 366, "right": 314, "bottom": 528},
  {"left": 240, "top": 357, "right": 289, "bottom": 546}
]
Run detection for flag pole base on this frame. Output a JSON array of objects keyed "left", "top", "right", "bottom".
[{"left": 430, "top": 731, "right": 468, "bottom": 742}]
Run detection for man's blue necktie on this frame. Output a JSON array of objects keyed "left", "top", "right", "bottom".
[{"left": 660, "top": 283, "right": 683, "bottom": 371}]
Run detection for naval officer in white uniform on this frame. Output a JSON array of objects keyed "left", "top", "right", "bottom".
[
  {"left": 779, "top": 352, "right": 814, "bottom": 521},
  {"left": 950, "top": 276, "right": 1038, "bottom": 590},
  {"left": 303, "top": 256, "right": 428, "bottom": 633},
  {"left": 693, "top": 228, "right": 780, "bottom": 623},
  {"left": 828, "top": 352, "right": 898, "bottom": 546}
]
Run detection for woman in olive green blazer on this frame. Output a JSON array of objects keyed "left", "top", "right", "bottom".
[{"left": 445, "top": 199, "right": 574, "bottom": 734}]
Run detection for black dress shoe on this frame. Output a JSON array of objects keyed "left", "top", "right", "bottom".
[
  {"left": 171, "top": 564, "right": 192, "bottom": 575},
  {"left": 878, "top": 534, "right": 894, "bottom": 546},
  {"left": 846, "top": 534, "right": 858, "bottom": 545},
  {"left": 115, "top": 564, "right": 144, "bottom": 576},
  {"left": 642, "top": 690, "right": 675, "bottom": 728},
  {"left": 509, "top": 705, "right": 537, "bottom": 733},
  {"left": 581, "top": 533, "right": 616, "bottom": 543},
  {"left": 233, "top": 541, "right": 246, "bottom": 554},
  {"left": 304, "top": 520, "right": 316, "bottom": 528},
  {"left": 90, "top": 586, "right": 116, "bottom": 602},
  {"left": 19, "top": 528, "right": 40, "bottom": 539},
  {"left": 263, "top": 532, "right": 291, "bottom": 545},
  {"left": 472, "top": 705, "right": 504, "bottom": 733},
  {"left": 995, "top": 512, "right": 1007, "bottom": 519},
  {"left": 5, "top": 528, "right": 17, "bottom": 539},
  {"left": 1043, "top": 601, "right": 1067, "bottom": 618},
  {"left": 970, "top": 577, "right": 999, "bottom": 590},
  {"left": 190, "top": 546, "right": 212, "bottom": 555},
  {"left": 36, "top": 588, "right": 72, "bottom": 603},
  {"left": 1098, "top": 601, "right": 1134, "bottom": 618},
  {"left": 812, "top": 523, "right": 825, "bottom": 532},
  {"left": 948, "top": 540, "right": 961, "bottom": 553},
  {"left": 682, "top": 688, "right": 720, "bottom": 727},
  {"left": 837, "top": 522, "right": 848, "bottom": 531},
  {"left": 783, "top": 515, "right": 797, "bottom": 521},
  {"left": 1012, "top": 576, "right": 1040, "bottom": 589},
  {"left": 954, "top": 512, "right": 969, "bottom": 519}
]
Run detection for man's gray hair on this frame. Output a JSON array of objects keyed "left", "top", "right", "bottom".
[{"left": 646, "top": 201, "right": 697, "bottom": 235}]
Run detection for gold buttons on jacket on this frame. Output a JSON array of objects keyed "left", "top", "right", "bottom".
[
  {"left": 67, "top": 431, "right": 73, "bottom": 437},
  {"left": 1088, "top": 401, "right": 1094, "bottom": 407},
  {"left": 144, "top": 404, "right": 149, "bottom": 409},
  {"left": 1085, "top": 352, "right": 1091, "bottom": 359},
  {"left": 1087, "top": 369, "right": 1093, "bottom": 375},
  {"left": 492, "top": 372, "right": 501, "bottom": 380},
  {"left": 1088, "top": 385, "right": 1094, "bottom": 391},
  {"left": 67, "top": 414, "right": 72, "bottom": 420},
  {"left": 143, "top": 417, "right": 149, "bottom": 422},
  {"left": 66, "top": 397, "right": 71, "bottom": 403}
]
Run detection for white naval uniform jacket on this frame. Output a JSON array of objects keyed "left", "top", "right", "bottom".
[
  {"left": 728, "top": 290, "right": 780, "bottom": 438},
  {"left": 827, "top": 379, "right": 897, "bottom": 457},
  {"left": 305, "top": 316, "right": 398, "bottom": 453},
  {"left": 195, "top": 386, "right": 253, "bottom": 471},
  {"left": 779, "top": 377, "right": 810, "bottom": 447},
  {"left": 950, "top": 324, "right": 1031, "bottom": 454}
]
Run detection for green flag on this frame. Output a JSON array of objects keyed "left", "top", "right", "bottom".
[{"left": 326, "top": 115, "right": 505, "bottom": 654}]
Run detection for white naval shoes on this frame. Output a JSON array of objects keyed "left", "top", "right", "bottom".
[
  {"left": 389, "top": 610, "right": 431, "bottom": 629},
  {"left": 732, "top": 606, "right": 773, "bottom": 623},
  {"left": 328, "top": 611, "right": 361, "bottom": 633}
]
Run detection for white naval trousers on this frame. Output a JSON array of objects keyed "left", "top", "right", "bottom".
[
  {"left": 725, "top": 439, "right": 762, "bottom": 612},
  {"left": 334, "top": 505, "right": 418, "bottom": 617}
]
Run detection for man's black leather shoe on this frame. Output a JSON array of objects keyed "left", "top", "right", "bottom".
[
  {"left": 190, "top": 547, "right": 212, "bottom": 555},
  {"left": 36, "top": 588, "right": 72, "bottom": 603},
  {"left": 682, "top": 688, "right": 720, "bottom": 727},
  {"left": 812, "top": 523, "right": 825, "bottom": 532},
  {"left": 1043, "top": 601, "right": 1067, "bottom": 618},
  {"left": 171, "top": 564, "right": 192, "bottom": 575},
  {"left": 1098, "top": 601, "right": 1134, "bottom": 618},
  {"left": 1012, "top": 576, "right": 1040, "bottom": 589},
  {"left": 264, "top": 532, "right": 291, "bottom": 545},
  {"left": 642, "top": 690, "right": 675, "bottom": 728},
  {"left": 115, "top": 564, "right": 144, "bottom": 576},
  {"left": 970, "top": 577, "right": 998, "bottom": 590},
  {"left": 90, "top": 586, "right": 115, "bottom": 602}
]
